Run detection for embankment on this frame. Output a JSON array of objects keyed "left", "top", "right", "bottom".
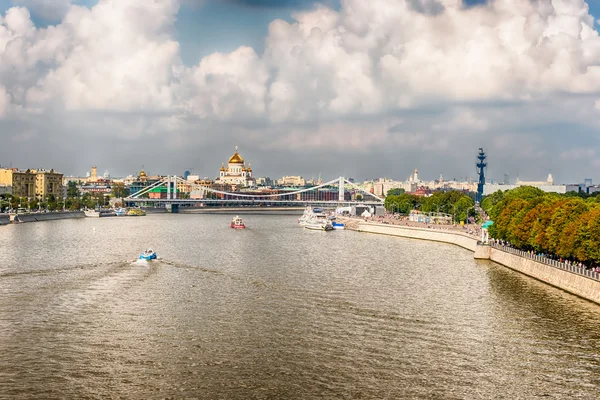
[
  {"left": 342, "top": 218, "right": 600, "bottom": 305},
  {"left": 354, "top": 221, "right": 478, "bottom": 252},
  {"left": 12, "top": 211, "right": 85, "bottom": 223}
]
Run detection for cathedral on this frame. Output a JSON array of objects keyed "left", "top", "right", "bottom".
[{"left": 216, "top": 147, "right": 256, "bottom": 187}]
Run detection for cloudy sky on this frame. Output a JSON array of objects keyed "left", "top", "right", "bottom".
[{"left": 1, "top": 0, "right": 600, "bottom": 184}]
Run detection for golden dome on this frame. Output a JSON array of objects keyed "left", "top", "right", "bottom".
[
  {"left": 140, "top": 170, "right": 147, "bottom": 177},
  {"left": 228, "top": 146, "right": 244, "bottom": 164},
  {"left": 242, "top": 167, "right": 247, "bottom": 172},
  {"left": 220, "top": 164, "right": 225, "bottom": 172}
]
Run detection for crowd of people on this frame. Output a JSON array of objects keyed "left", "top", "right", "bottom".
[{"left": 345, "top": 212, "right": 482, "bottom": 238}]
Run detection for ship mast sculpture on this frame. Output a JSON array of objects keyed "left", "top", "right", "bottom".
[{"left": 476, "top": 148, "right": 486, "bottom": 203}]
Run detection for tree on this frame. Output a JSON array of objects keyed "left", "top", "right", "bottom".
[
  {"left": 112, "top": 183, "right": 129, "bottom": 199},
  {"left": 386, "top": 188, "right": 405, "bottom": 197},
  {"left": 67, "top": 181, "right": 80, "bottom": 198},
  {"left": 384, "top": 193, "right": 419, "bottom": 214}
]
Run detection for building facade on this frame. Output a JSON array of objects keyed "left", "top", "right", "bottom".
[
  {"left": 35, "top": 169, "right": 64, "bottom": 198},
  {"left": 0, "top": 168, "right": 37, "bottom": 198},
  {"left": 277, "top": 176, "right": 306, "bottom": 186},
  {"left": 216, "top": 147, "right": 255, "bottom": 187}
]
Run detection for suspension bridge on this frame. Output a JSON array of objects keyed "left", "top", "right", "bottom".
[{"left": 125, "top": 176, "right": 384, "bottom": 210}]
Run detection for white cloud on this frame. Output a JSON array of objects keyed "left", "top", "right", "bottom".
[
  {"left": 2, "top": 0, "right": 600, "bottom": 119},
  {"left": 1, "top": 0, "right": 600, "bottom": 181},
  {"left": 12, "top": 0, "right": 71, "bottom": 21},
  {"left": 178, "top": 46, "right": 268, "bottom": 119},
  {"left": 0, "top": 85, "right": 9, "bottom": 117}
]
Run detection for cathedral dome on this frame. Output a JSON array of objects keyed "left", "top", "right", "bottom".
[
  {"left": 140, "top": 170, "right": 147, "bottom": 177},
  {"left": 228, "top": 147, "right": 244, "bottom": 164}
]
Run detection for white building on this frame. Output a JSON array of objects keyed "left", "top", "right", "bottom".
[
  {"left": 277, "top": 176, "right": 305, "bottom": 186},
  {"left": 483, "top": 173, "right": 571, "bottom": 195},
  {"left": 216, "top": 147, "right": 256, "bottom": 187}
]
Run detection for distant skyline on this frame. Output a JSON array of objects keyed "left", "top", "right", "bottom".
[{"left": 1, "top": 0, "right": 600, "bottom": 183}]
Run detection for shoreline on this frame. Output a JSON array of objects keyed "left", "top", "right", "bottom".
[
  {"left": 1, "top": 211, "right": 85, "bottom": 224},
  {"left": 339, "top": 217, "right": 600, "bottom": 306}
]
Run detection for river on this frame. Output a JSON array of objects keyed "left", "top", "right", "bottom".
[{"left": 0, "top": 214, "right": 599, "bottom": 399}]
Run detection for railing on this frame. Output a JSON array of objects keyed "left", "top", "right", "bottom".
[{"left": 489, "top": 243, "right": 600, "bottom": 282}]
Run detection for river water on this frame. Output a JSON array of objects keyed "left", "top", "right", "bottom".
[{"left": 0, "top": 214, "right": 599, "bottom": 399}]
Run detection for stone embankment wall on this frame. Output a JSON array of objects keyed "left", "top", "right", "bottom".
[
  {"left": 352, "top": 221, "right": 479, "bottom": 252},
  {"left": 489, "top": 248, "right": 600, "bottom": 304},
  {"left": 0, "top": 214, "right": 9, "bottom": 225},
  {"left": 13, "top": 211, "right": 85, "bottom": 223},
  {"left": 339, "top": 217, "right": 600, "bottom": 305}
]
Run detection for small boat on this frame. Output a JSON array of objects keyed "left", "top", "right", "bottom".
[
  {"left": 139, "top": 248, "right": 157, "bottom": 260},
  {"left": 332, "top": 221, "right": 345, "bottom": 230},
  {"left": 304, "top": 216, "right": 334, "bottom": 231},
  {"left": 115, "top": 208, "right": 127, "bottom": 216},
  {"left": 127, "top": 208, "right": 146, "bottom": 216},
  {"left": 231, "top": 215, "right": 245, "bottom": 229},
  {"left": 84, "top": 209, "right": 100, "bottom": 218}
]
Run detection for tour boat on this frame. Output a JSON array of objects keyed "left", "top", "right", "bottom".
[
  {"left": 231, "top": 216, "right": 245, "bottom": 229},
  {"left": 127, "top": 208, "right": 146, "bottom": 216},
  {"left": 304, "top": 216, "right": 334, "bottom": 231},
  {"left": 139, "top": 248, "right": 157, "bottom": 261}
]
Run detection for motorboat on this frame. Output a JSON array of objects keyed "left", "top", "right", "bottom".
[
  {"left": 84, "top": 209, "right": 100, "bottom": 218},
  {"left": 299, "top": 207, "right": 328, "bottom": 226},
  {"left": 304, "top": 216, "right": 334, "bottom": 231},
  {"left": 332, "top": 221, "right": 345, "bottom": 230},
  {"left": 139, "top": 248, "right": 157, "bottom": 260},
  {"left": 115, "top": 208, "right": 127, "bottom": 216},
  {"left": 231, "top": 216, "right": 245, "bottom": 229},
  {"left": 297, "top": 206, "right": 314, "bottom": 225}
]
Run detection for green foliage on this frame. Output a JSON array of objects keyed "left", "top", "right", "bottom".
[
  {"left": 112, "top": 183, "right": 130, "bottom": 198},
  {"left": 384, "top": 190, "right": 474, "bottom": 220},
  {"left": 67, "top": 181, "right": 79, "bottom": 198},
  {"left": 385, "top": 193, "right": 420, "bottom": 214},
  {"left": 487, "top": 186, "right": 600, "bottom": 264},
  {"left": 386, "top": 188, "right": 405, "bottom": 197}
]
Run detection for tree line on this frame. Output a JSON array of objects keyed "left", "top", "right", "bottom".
[
  {"left": 0, "top": 181, "right": 130, "bottom": 212},
  {"left": 384, "top": 189, "right": 476, "bottom": 223},
  {"left": 481, "top": 186, "right": 600, "bottom": 264}
]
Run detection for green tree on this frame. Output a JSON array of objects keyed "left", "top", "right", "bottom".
[
  {"left": 385, "top": 193, "right": 420, "bottom": 214},
  {"left": 67, "top": 181, "right": 80, "bottom": 198},
  {"left": 112, "top": 183, "right": 130, "bottom": 198},
  {"left": 386, "top": 188, "right": 405, "bottom": 197}
]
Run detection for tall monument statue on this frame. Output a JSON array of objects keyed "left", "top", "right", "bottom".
[{"left": 476, "top": 148, "right": 487, "bottom": 203}]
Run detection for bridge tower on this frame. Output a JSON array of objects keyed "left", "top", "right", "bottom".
[
  {"left": 476, "top": 148, "right": 487, "bottom": 203},
  {"left": 338, "top": 177, "right": 344, "bottom": 202}
]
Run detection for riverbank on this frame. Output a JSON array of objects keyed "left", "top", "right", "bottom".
[
  {"left": 8, "top": 211, "right": 85, "bottom": 224},
  {"left": 339, "top": 217, "right": 600, "bottom": 305}
]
